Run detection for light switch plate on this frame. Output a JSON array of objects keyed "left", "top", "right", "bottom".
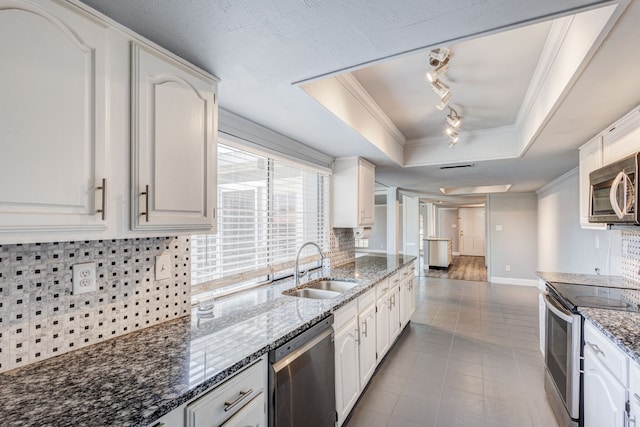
[{"left": 155, "top": 254, "right": 171, "bottom": 280}]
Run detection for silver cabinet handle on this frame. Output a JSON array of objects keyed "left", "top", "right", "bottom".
[
  {"left": 355, "top": 328, "right": 360, "bottom": 344},
  {"left": 361, "top": 320, "right": 368, "bottom": 337},
  {"left": 224, "top": 389, "right": 253, "bottom": 412},
  {"left": 634, "top": 393, "right": 640, "bottom": 404},
  {"left": 95, "top": 178, "right": 106, "bottom": 220},
  {"left": 391, "top": 294, "right": 396, "bottom": 307},
  {"left": 140, "top": 184, "right": 149, "bottom": 222},
  {"left": 381, "top": 287, "right": 388, "bottom": 292},
  {"left": 587, "top": 341, "right": 605, "bottom": 357}
]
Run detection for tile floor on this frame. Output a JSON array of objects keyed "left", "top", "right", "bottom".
[{"left": 345, "top": 277, "right": 559, "bottom": 427}]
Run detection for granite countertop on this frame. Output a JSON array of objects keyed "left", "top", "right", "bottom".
[
  {"left": 580, "top": 307, "right": 640, "bottom": 365},
  {"left": 0, "top": 254, "right": 415, "bottom": 426},
  {"left": 536, "top": 271, "right": 640, "bottom": 289}
]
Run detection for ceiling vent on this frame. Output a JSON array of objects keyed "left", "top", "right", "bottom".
[{"left": 439, "top": 163, "right": 475, "bottom": 170}]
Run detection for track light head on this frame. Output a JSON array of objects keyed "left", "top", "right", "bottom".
[
  {"left": 430, "top": 80, "right": 450, "bottom": 98},
  {"left": 446, "top": 107, "right": 462, "bottom": 128},
  {"left": 428, "top": 48, "right": 450, "bottom": 65},
  {"left": 426, "top": 62, "right": 450, "bottom": 83},
  {"left": 435, "top": 92, "right": 452, "bottom": 110}
]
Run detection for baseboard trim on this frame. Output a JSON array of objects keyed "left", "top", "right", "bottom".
[
  {"left": 490, "top": 276, "right": 539, "bottom": 287},
  {"left": 452, "top": 252, "right": 461, "bottom": 256}
]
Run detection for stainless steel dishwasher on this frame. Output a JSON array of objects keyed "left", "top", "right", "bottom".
[{"left": 269, "top": 315, "right": 335, "bottom": 427}]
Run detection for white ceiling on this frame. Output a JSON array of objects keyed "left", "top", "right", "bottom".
[{"left": 78, "top": 0, "right": 640, "bottom": 205}]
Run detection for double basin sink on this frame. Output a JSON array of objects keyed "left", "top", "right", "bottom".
[{"left": 284, "top": 279, "right": 358, "bottom": 299}]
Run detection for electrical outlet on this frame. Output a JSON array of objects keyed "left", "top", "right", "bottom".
[
  {"left": 505, "top": 265, "right": 511, "bottom": 272},
  {"left": 73, "top": 262, "right": 96, "bottom": 295},
  {"left": 155, "top": 254, "right": 171, "bottom": 280}
]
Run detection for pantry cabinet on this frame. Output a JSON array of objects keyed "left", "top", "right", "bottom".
[
  {"left": 0, "top": 0, "right": 108, "bottom": 236},
  {"left": 131, "top": 42, "right": 218, "bottom": 232},
  {"left": 333, "top": 157, "right": 376, "bottom": 228}
]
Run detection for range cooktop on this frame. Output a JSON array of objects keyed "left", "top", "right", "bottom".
[{"left": 548, "top": 282, "right": 640, "bottom": 312}]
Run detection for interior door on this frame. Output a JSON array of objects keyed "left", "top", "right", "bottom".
[{"left": 458, "top": 208, "right": 485, "bottom": 256}]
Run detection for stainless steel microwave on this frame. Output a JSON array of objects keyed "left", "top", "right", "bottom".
[{"left": 589, "top": 153, "right": 640, "bottom": 224}]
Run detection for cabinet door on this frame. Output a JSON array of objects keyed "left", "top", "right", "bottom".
[
  {"left": 602, "top": 108, "right": 640, "bottom": 165},
  {"left": 376, "top": 295, "right": 390, "bottom": 361},
  {"left": 389, "top": 286, "right": 401, "bottom": 342},
  {"left": 358, "top": 158, "right": 375, "bottom": 226},
  {"left": 583, "top": 346, "right": 627, "bottom": 427},
  {"left": 399, "top": 280, "right": 409, "bottom": 329},
  {"left": 0, "top": 0, "right": 107, "bottom": 235},
  {"left": 358, "top": 302, "right": 377, "bottom": 388},
  {"left": 335, "top": 317, "right": 360, "bottom": 427},
  {"left": 131, "top": 42, "right": 217, "bottom": 232},
  {"left": 579, "top": 136, "right": 606, "bottom": 229}
]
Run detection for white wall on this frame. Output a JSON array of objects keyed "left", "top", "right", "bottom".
[
  {"left": 537, "top": 169, "right": 621, "bottom": 275},
  {"left": 437, "top": 208, "right": 460, "bottom": 253},
  {"left": 487, "top": 193, "right": 538, "bottom": 285},
  {"left": 403, "top": 196, "right": 420, "bottom": 258},
  {"left": 366, "top": 205, "right": 388, "bottom": 252}
]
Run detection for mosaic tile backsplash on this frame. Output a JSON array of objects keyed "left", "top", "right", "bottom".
[
  {"left": 0, "top": 237, "right": 191, "bottom": 373},
  {"left": 622, "top": 230, "right": 640, "bottom": 282},
  {"left": 328, "top": 228, "right": 356, "bottom": 268}
]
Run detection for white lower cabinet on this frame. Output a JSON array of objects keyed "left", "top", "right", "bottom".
[
  {"left": 389, "top": 284, "right": 401, "bottom": 342},
  {"left": 334, "top": 302, "right": 361, "bottom": 426},
  {"left": 150, "top": 358, "right": 266, "bottom": 427},
  {"left": 376, "top": 285, "right": 391, "bottom": 360},
  {"left": 584, "top": 345, "right": 626, "bottom": 427},
  {"left": 583, "top": 322, "right": 629, "bottom": 427},
  {"left": 358, "top": 290, "right": 377, "bottom": 387}
]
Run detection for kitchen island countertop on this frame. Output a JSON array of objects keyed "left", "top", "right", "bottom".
[{"left": 0, "top": 254, "right": 416, "bottom": 426}]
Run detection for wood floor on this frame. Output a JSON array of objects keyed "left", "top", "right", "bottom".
[{"left": 423, "top": 255, "right": 487, "bottom": 282}]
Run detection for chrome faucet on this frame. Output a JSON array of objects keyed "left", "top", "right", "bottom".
[{"left": 294, "top": 242, "right": 325, "bottom": 287}]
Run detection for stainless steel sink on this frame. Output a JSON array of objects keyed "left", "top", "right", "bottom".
[
  {"left": 284, "top": 280, "right": 358, "bottom": 299},
  {"left": 286, "top": 288, "right": 341, "bottom": 299},
  {"left": 306, "top": 280, "right": 358, "bottom": 293}
]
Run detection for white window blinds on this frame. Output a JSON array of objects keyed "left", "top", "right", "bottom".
[{"left": 191, "top": 142, "right": 330, "bottom": 296}]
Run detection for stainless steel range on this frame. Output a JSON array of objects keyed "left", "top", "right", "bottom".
[{"left": 544, "top": 282, "right": 640, "bottom": 427}]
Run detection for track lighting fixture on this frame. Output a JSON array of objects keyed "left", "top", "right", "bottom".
[
  {"left": 435, "top": 92, "right": 451, "bottom": 110},
  {"left": 446, "top": 107, "right": 461, "bottom": 128},
  {"left": 426, "top": 62, "right": 450, "bottom": 83},
  {"left": 428, "top": 48, "right": 450, "bottom": 66},
  {"left": 430, "top": 80, "right": 450, "bottom": 98}
]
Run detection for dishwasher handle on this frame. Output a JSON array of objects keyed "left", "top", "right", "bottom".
[{"left": 272, "top": 326, "right": 333, "bottom": 373}]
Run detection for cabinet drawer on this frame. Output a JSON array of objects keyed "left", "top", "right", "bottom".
[
  {"left": 376, "top": 278, "right": 390, "bottom": 300},
  {"left": 186, "top": 359, "right": 265, "bottom": 427},
  {"left": 358, "top": 288, "right": 375, "bottom": 311},
  {"left": 584, "top": 322, "right": 627, "bottom": 385},
  {"left": 334, "top": 300, "right": 358, "bottom": 331}
]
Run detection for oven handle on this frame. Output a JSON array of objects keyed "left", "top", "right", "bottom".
[{"left": 544, "top": 293, "right": 574, "bottom": 323}]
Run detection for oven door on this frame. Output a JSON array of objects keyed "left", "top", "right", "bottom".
[{"left": 544, "top": 292, "right": 581, "bottom": 420}]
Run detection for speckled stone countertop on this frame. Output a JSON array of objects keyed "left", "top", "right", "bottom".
[
  {"left": 580, "top": 308, "right": 640, "bottom": 365},
  {"left": 536, "top": 271, "right": 640, "bottom": 289},
  {"left": 0, "top": 254, "right": 415, "bottom": 427}
]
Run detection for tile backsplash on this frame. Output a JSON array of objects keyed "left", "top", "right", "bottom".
[
  {"left": 0, "top": 237, "right": 190, "bottom": 373},
  {"left": 621, "top": 230, "right": 640, "bottom": 282},
  {"left": 328, "top": 228, "right": 356, "bottom": 267}
]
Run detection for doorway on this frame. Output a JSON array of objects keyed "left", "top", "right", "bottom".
[{"left": 458, "top": 207, "right": 485, "bottom": 256}]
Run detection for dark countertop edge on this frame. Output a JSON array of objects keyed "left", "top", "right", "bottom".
[{"left": 146, "top": 255, "right": 417, "bottom": 424}]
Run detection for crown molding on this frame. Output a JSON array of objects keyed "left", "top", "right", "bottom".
[{"left": 335, "top": 73, "right": 407, "bottom": 147}]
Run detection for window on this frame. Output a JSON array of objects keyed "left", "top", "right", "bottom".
[{"left": 191, "top": 142, "right": 330, "bottom": 299}]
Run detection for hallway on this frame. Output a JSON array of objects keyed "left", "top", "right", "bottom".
[
  {"left": 423, "top": 256, "right": 487, "bottom": 282},
  {"left": 345, "top": 277, "right": 557, "bottom": 427}
]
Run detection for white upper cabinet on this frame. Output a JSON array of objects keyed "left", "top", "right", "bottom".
[
  {"left": 578, "top": 105, "right": 640, "bottom": 229},
  {"left": 0, "top": 0, "right": 107, "bottom": 236},
  {"left": 602, "top": 107, "right": 640, "bottom": 165},
  {"left": 333, "top": 157, "right": 375, "bottom": 228},
  {"left": 131, "top": 42, "right": 217, "bottom": 232}
]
